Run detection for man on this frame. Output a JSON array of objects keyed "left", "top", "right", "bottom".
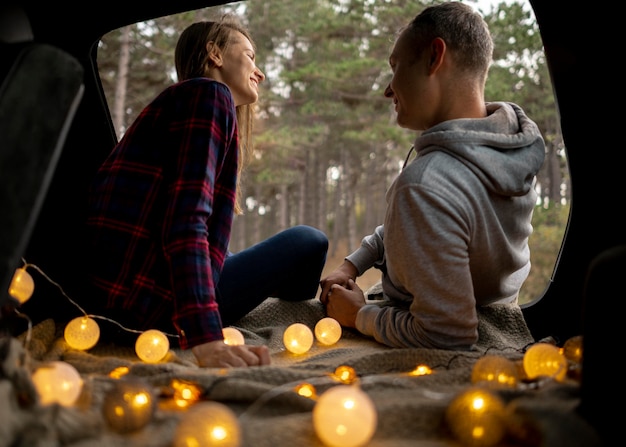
[{"left": 319, "top": 2, "right": 545, "bottom": 350}]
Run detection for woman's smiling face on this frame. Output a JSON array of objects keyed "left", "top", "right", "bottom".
[{"left": 214, "top": 30, "right": 265, "bottom": 107}]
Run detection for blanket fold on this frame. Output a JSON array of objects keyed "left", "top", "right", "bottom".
[{"left": 0, "top": 297, "right": 600, "bottom": 447}]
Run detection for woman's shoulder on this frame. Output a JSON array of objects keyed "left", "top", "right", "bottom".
[
  {"left": 173, "top": 77, "right": 231, "bottom": 95},
  {"left": 157, "top": 77, "right": 235, "bottom": 110}
]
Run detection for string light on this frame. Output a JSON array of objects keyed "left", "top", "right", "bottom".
[
  {"left": 408, "top": 364, "right": 433, "bottom": 376},
  {"left": 31, "top": 361, "right": 83, "bottom": 406},
  {"left": 109, "top": 366, "right": 130, "bottom": 379},
  {"left": 294, "top": 382, "right": 317, "bottom": 399},
  {"left": 64, "top": 316, "right": 101, "bottom": 350},
  {"left": 174, "top": 401, "right": 241, "bottom": 447},
  {"left": 283, "top": 323, "right": 314, "bottom": 354},
  {"left": 135, "top": 329, "right": 170, "bottom": 363},
  {"left": 312, "top": 384, "right": 377, "bottom": 447},
  {"left": 523, "top": 342, "right": 567, "bottom": 382},
  {"left": 222, "top": 327, "right": 245, "bottom": 346},
  {"left": 8, "top": 266, "right": 35, "bottom": 304},
  {"left": 171, "top": 379, "right": 202, "bottom": 408},
  {"left": 445, "top": 386, "right": 506, "bottom": 447},
  {"left": 7, "top": 260, "right": 589, "bottom": 446},
  {"left": 562, "top": 335, "right": 583, "bottom": 364},
  {"left": 315, "top": 317, "right": 342, "bottom": 346},
  {"left": 471, "top": 355, "right": 519, "bottom": 388},
  {"left": 102, "top": 379, "right": 156, "bottom": 433},
  {"left": 332, "top": 366, "right": 358, "bottom": 384}
]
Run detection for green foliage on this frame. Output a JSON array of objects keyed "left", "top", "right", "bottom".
[
  {"left": 519, "top": 204, "right": 570, "bottom": 304},
  {"left": 98, "top": 0, "right": 569, "bottom": 302}
]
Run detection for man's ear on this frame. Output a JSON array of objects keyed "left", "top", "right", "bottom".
[
  {"left": 207, "top": 42, "right": 223, "bottom": 67},
  {"left": 428, "top": 37, "right": 446, "bottom": 74}
]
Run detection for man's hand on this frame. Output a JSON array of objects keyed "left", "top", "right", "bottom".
[
  {"left": 324, "top": 279, "right": 366, "bottom": 328},
  {"left": 319, "top": 260, "right": 359, "bottom": 305},
  {"left": 191, "top": 340, "right": 271, "bottom": 368}
]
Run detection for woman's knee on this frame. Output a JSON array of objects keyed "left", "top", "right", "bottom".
[{"left": 294, "top": 225, "right": 329, "bottom": 254}]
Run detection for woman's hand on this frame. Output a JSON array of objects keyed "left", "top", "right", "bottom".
[{"left": 191, "top": 340, "right": 271, "bottom": 368}]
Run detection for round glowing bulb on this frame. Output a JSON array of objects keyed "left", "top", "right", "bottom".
[
  {"left": 31, "top": 361, "right": 83, "bottom": 406},
  {"left": 283, "top": 323, "right": 314, "bottom": 354},
  {"left": 64, "top": 316, "right": 101, "bottom": 350},
  {"left": 445, "top": 386, "right": 506, "bottom": 447},
  {"left": 222, "top": 327, "right": 245, "bottom": 346},
  {"left": 523, "top": 342, "right": 567, "bottom": 381},
  {"left": 8, "top": 267, "right": 35, "bottom": 304},
  {"left": 315, "top": 317, "right": 342, "bottom": 346},
  {"left": 471, "top": 355, "right": 519, "bottom": 388},
  {"left": 562, "top": 335, "right": 583, "bottom": 364},
  {"left": 135, "top": 329, "right": 170, "bottom": 363},
  {"left": 103, "top": 379, "right": 156, "bottom": 433},
  {"left": 334, "top": 365, "right": 358, "bottom": 384},
  {"left": 174, "top": 401, "right": 241, "bottom": 447},
  {"left": 313, "top": 385, "right": 377, "bottom": 447}
]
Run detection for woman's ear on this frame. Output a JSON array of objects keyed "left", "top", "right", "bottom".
[{"left": 207, "top": 42, "right": 223, "bottom": 67}]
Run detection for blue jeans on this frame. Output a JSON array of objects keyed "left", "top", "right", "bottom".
[{"left": 216, "top": 225, "right": 328, "bottom": 325}]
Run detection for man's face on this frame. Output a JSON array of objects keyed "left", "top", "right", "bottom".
[{"left": 384, "top": 29, "right": 432, "bottom": 131}]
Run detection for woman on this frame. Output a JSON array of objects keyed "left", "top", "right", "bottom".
[{"left": 83, "top": 15, "right": 328, "bottom": 368}]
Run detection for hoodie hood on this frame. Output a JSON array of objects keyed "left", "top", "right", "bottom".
[{"left": 415, "top": 102, "right": 545, "bottom": 196}]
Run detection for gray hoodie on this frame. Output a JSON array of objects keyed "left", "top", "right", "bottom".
[{"left": 348, "top": 102, "right": 546, "bottom": 350}]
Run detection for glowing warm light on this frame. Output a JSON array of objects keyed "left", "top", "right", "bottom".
[
  {"left": 64, "top": 316, "right": 101, "bottom": 350},
  {"left": 222, "top": 327, "right": 245, "bottom": 346},
  {"left": 172, "top": 379, "right": 202, "bottom": 408},
  {"left": 408, "top": 364, "right": 433, "bottom": 376},
  {"left": 333, "top": 365, "right": 358, "bottom": 384},
  {"left": 294, "top": 382, "right": 317, "bottom": 399},
  {"left": 523, "top": 342, "right": 567, "bottom": 382},
  {"left": 31, "top": 361, "right": 83, "bottom": 406},
  {"left": 445, "top": 386, "right": 506, "bottom": 447},
  {"left": 109, "top": 366, "right": 130, "bottom": 379},
  {"left": 562, "top": 335, "right": 583, "bottom": 364},
  {"left": 315, "top": 317, "right": 342, "bottom": 345},
  {"left": 174, "top": 401, "right": 241, "bottom": 447},
  {"left": 8, "top": 267, "right": 35, "bottom": 304},
  {"left": 313, "top": 385, "right": 377, "bottom": 447},
  {"left": 103, "top": 379, "right": 156, "bottom": 433},
  {"left": 471, "top": 355, "right": 519, "bottom": 388},
  {"left": 135, "top": 329, "right": 170, "bottom": 363},
  {"left": 283, "top": 323, "right": 314, "bottom": 354}
]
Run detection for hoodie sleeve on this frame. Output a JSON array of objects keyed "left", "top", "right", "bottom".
[{"left": 345, "top": 225, "right": 386, "bottom": 275}]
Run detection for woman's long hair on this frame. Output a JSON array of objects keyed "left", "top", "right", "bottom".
[{"left": 175, "top": 15, "right": 256, "bottom": 215}]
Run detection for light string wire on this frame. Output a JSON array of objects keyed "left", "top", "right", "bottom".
[
  {"left": 13, "top": 260, "right": 570, "bottom": 418},
  {"left": 17, "top": 259, "right": 180, "bottom": 343}
]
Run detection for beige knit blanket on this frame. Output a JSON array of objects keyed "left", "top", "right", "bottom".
[{"left": 1, "top": 298, "right": 602, "bottom": 447}]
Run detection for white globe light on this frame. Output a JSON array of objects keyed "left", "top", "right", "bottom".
[
  {"left": 222, "top": 327, "right": 245, "bottom": 346},
  {"left": 283, "top": 323, "right": 314, "bottom": 354},
  {"left": 174, "top": 401, "right": 241, "bottom": 447},
  {"left": 64, "top": 316, "right": 101, "bottom": 350},
  {"left": 135, "top": 329, "right": 170, "bottom": 363},
  {"left": 315, "top": 317, "right": 342, "bottom": 346},
  {"left": 8, "top": 267, "right": 35, "bottom": 304},
  {"left": 31, "top": 361, "right": 83, "bottom": 406},
  {"left": 313, "top": 385, "right": 377, "bottom": 447}
]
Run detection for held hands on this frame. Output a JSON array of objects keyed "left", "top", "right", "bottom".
[
  {"left": 319, "top": 260, "right": 359, "bottom": 305},
  {"left": 320, "top": 278, "right": 366, "bottom": 329},
  {"left": 191, "top": 340, "right": 271, "bottom": 368}
]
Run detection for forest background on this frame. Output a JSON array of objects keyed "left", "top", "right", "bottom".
[{"left": 97, "top": 0, "right": 569, "bottom": 304}]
